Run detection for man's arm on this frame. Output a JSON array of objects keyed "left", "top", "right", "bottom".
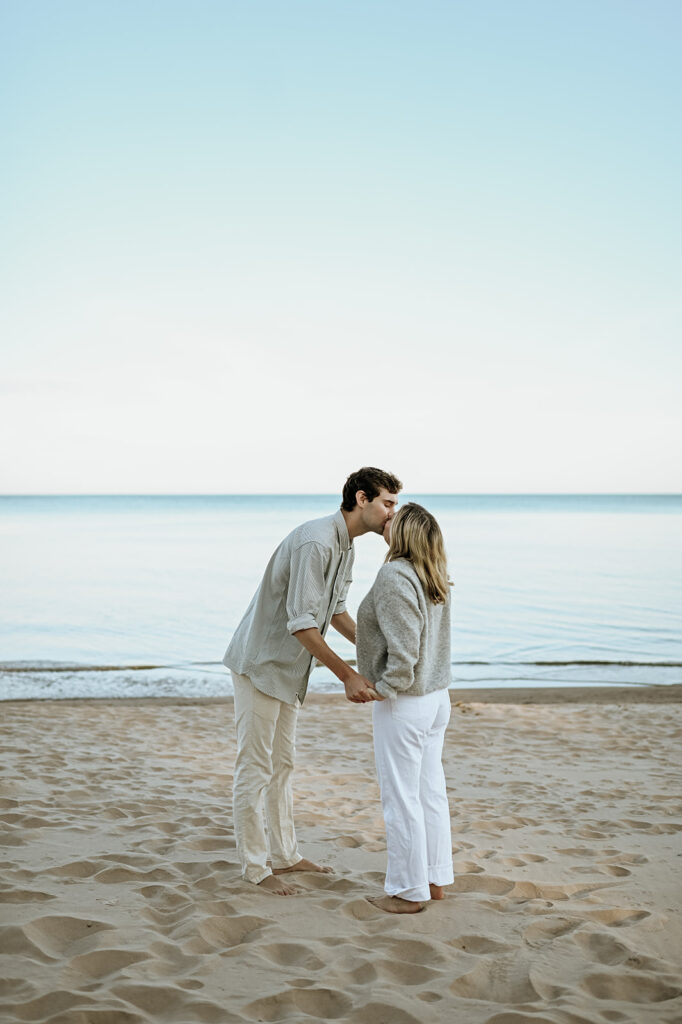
[
  {"left": 293, "top": 626, "right": 377, "bottom": 703},
  {"left": 330, "top": 611, "right": 356, "bottom": 644}
]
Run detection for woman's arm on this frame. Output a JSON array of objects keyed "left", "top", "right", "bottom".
[{"left": 373, "top": 568, "right": 424, "bottom": 699}]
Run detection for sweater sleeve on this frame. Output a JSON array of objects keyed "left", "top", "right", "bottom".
[{"left": 373, "top": 565, "right": 424, "bottom": 699}]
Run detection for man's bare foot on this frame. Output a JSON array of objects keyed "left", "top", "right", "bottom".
[
  {"left": 272, "top": 858, "right": 333, "bottom": 875},
  {"left": 257, "top": 874, "right": 302, "bottom": 895},
  {"left": 429, "top": 883, "right": 445, "bottom": 900},
  {"left": 366, "top": 895, "right": 425, "bottom": 914}
]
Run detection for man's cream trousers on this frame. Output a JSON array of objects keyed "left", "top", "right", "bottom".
[
  {"left": 231, "top": 672, "right": 301, "bottom": 884},
  {"left": 372, "top": 688, "right": 454, "bottom": 902}
]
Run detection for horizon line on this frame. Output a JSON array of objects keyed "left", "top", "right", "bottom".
[{"left": 1, "top": 492, "right": 681, "bottom": 499}]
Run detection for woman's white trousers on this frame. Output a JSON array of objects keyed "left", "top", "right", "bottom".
[{"left": 372, "top": 688, "right": 454, "bottom": 902}]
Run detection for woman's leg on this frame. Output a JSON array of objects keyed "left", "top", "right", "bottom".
[
  {"left": 372, "top": 698, "right": 430, "bottom": 904},
  {"left": 420, "top": 689, "right": 454, "bottom": 894}
]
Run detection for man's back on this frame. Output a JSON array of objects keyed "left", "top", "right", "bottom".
[{"left": 223, "top": 509, "right": 354, "bottom": 704}]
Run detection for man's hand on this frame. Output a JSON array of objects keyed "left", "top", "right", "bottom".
[{"left": 343, "top": 669, "right": 381, "bottom": 704}]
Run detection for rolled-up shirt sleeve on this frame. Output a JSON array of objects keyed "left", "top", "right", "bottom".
[
  {"left": 373, "top": 568, "right": 424, "bottom": 699},
  {"left": 286, "top": 542, "right": 328, "bottom": 634}
]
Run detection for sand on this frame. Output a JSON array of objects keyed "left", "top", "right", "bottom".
[{"left": 1, "top": 688, "right": 681, "bottom": 1024}]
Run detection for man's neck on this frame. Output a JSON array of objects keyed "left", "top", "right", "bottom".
[{"left": 341, "top": 508, "right": 368, "bottom": 541}]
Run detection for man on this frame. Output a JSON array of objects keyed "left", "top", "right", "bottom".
[{"left": 223, "top": 467, "right": 402, "bottom": 895}]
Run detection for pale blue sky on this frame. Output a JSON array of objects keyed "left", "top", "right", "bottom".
[{"left": 2, "top": 0, "right": 680, "bottom": 493}]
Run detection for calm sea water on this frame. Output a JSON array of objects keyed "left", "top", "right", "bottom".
[{"left": 1, "top": 495, "right": 681, "bottom": 699}]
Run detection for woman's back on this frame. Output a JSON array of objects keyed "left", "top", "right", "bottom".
[{"left": 357, "top": 557, "right": 451, "bottom": 700}]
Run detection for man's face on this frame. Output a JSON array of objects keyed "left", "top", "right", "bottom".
[{"left": 359, "top": 488, "right": 399, "bottom": 535}]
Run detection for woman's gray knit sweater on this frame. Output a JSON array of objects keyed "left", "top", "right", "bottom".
[{"left": 356, "top": 558, "right": 451, "bottom": 700}]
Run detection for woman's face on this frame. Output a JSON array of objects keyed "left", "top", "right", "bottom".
[{"left": 382, "top": 516, "right": 393, "bottom": 545}]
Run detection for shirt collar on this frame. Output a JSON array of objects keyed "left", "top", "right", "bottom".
[{"left": 334, "top": 509, "right": 352, "bottom": 551}]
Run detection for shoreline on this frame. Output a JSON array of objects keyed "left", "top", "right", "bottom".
[{"left": 2, "top": 682, "right": 681, "bottom": 706}]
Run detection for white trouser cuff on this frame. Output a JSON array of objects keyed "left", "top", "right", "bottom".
[
  {"left": 386, "top": 882, "right": 430, "bottom": 902},
  {"left": 270, "top": 854, "right": 301, "bottom": 870},
  {"left": 428, "top": 862, "right": 455, "bottom": 885},
  {"left": 244, "top": 867, "right": 272, "bottom": 885}
]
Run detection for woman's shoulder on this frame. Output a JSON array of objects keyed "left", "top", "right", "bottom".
[{"left": 376, "top": 558, "right": 420, "bottom": 588}]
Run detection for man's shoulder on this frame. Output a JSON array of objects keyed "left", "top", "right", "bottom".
[{"left": 289, "top": 512, "right": 339, "bottom": 551}]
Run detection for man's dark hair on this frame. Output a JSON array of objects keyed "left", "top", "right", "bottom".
[{"left": 341, "top": 467, "right": 403, "bottom": 512}]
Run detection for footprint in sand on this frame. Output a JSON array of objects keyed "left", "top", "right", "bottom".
[
  {"left": 298, "top": 874, "right": 356, "bottom": 894},
  {"left": 257, "top": 942, "right": 326, "bottom": 971},
  {"left": 585, "top": 908, "right": 651, "bottom": 928},
  {"left": 243, "top": 986, "right": 352, "bottom": 1021},
  {"left": 452, "top": 859, "right": 484, "bottom": 873},
  {"left": 187, "top": 837, "right": 236, "bottom": 851},
  {"left": 621, "top": 819, "right": 682, "bottom": 834},
  {"left": 5, "top": 991, "right": 103, "bottom": 1022},
  {"left": 372, "top": 936, "right": 448, "bottom": 968},
  {"left": 581, "top": 972, "right": 682, "bottom": 1003},
  {"left": 0, "top": 888, "right": 55, "bottom": 904},
  {"left": 449, "top": 934, "right": 514, "bottom": 954},
  {"left": 93, "top": 865, "right": 175, "bottom": 884},
  {"left": 47, "top": 859, "right": 107, "bottom": 879},
  {"left": 331, "top": 959, "right": 378, "bottom": 986},
  {"left": 498, "top": 853, "right": 548, "bottom": 868},
  {"left": 183, "top": 913, "right": 271, "bottom": 954},
  {"left": 522, "top": 916, "right": 582, "bottom": 946},
  {"left": 374, "top": 959, "right": 441, "bottom": 985},
  {"left": 450, "top": 956, "right": 539, "bottom": 1004},
  {"left": 341, "top": 898, "right": 385, "bottom": 921},
  {"left": 22, "top": 915, "right": 115, "bottom": 958},
  {"left": 331, "top": 834, "right": 362, "bottom": 848},
  {"left": 484, "top": 1015, "right": 555, "bottom": 1024},
  {"left": 449, "top": 874, "right": 515, "bottom": 896},
  {"left": 61, "top": 948, "right": 151, "bottom": 985},
  {"left": 571, "top": 930, "right": 648, "bottom": 966},
  {"left": 113, "top": 982, "right": 236, "bottom": 1022},
  {"left": 344, "top": 1001, "right": 423, "bottom": 1024}
]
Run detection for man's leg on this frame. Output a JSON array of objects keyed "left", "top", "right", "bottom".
[
  {"left": 266, "top": 695, "right": 333, "bottom": 876},
  {"left": 231, "top": 672, "right": 301, "bottom": 894},
  {"left": 263, "top": 695, "right": 300, "bottom": 870}
]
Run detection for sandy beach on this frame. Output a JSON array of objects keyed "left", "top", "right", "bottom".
[{"left": 1, "top": 688, "right": 681, "bottom": 1024}]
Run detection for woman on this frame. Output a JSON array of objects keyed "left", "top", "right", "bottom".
[{"left": 357, "top": 502, "right": 453, "bottom": 914}]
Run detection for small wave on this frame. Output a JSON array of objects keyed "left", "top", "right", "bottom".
[
  {"left": 2, "top": 658, "right": 681, "bottom": 674},
  {"left": 455, "top": 660, "right": 682, "bottom": 668}
]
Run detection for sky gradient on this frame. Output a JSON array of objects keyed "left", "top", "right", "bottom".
[{"left": 2, "top": 0, "right": 681, "bottom": 493}]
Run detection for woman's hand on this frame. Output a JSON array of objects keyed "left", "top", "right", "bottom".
[{"left": 343, "top": 670, "right": 380, "bottom": 703}]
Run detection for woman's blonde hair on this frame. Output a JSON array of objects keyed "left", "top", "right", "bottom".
[{"left": 385, "top": 502, "right": 451, "bottom": 604}]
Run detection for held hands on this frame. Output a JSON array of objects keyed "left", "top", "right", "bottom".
[{"left": 343, "top": 670, "right": 384, "bottom": 704}]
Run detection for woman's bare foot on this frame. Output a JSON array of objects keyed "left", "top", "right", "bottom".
[
  {"left": 429, "top": 883, "right": 445, "bottom": 900},
  {"left": 366, "top": 895, "right": 425, "bottom": 914},
  {"left": 272, "top": 858, "right": 333, "bottom": 875},
  {"left": 257, "top": 874, "right": 302, "bottom": 895}
]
